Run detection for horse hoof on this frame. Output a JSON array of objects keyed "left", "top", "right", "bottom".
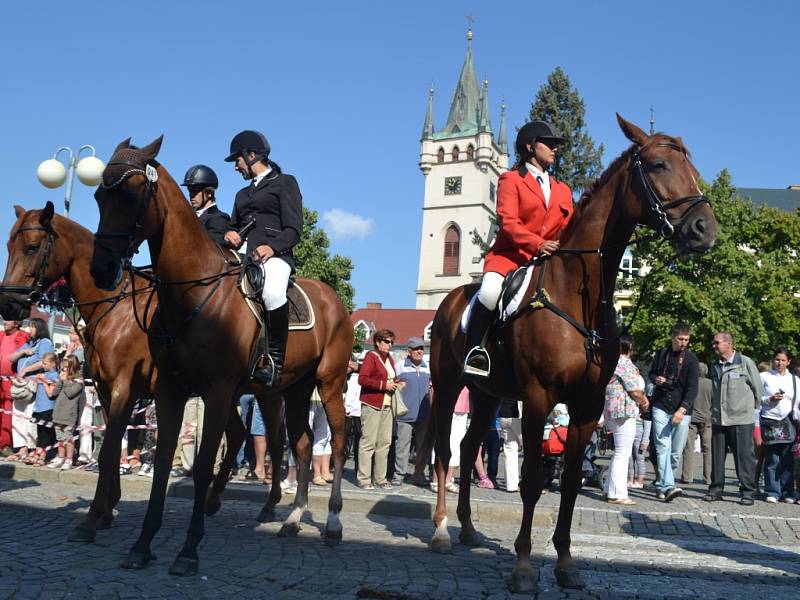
[
  {"left": 511, "top": 569, "right": 538, "bottom": 593},
  {"left": 168, "top": 556, "right": 199, "bottom": 577},
  {"left": 459, "top": 529, "right": 481, "bottom": 547},
  {"left": 429, "top": 536, "right": 452, "bottom": 554},
  {"left": 120, "top": 550, "right": 156, "bottom": 570},
  {"left": 554, "top": 566, "right": 585, "bottom": 589},
  {"left": 67, "top": 525, "right": 96, "bottom": 543},
  {"left": 206, "top": 497, "right": 222, "bottom": 517},
  {"left": 256, "top": 508, "right": 275, "bottom": 523},
  {"left": 278, "top": 522, "right": 301, "bottom": 537},
  {"left": 96, "top": 513, "right": 115, "bottom": 530},
  {"left": 324, "top": 528, "right": 343, "bottom": 547}
]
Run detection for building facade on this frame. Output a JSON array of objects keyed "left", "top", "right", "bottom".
[{"left": 415, "top": 29, "right": 509, "bottom": 310}]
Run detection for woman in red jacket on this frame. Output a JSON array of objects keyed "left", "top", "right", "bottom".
[
  {"left": 357, "top": 329, "right": 404, "bottom": 490},
  {"left": 464, "top": 121, "right": 574, "bottom": 377}
]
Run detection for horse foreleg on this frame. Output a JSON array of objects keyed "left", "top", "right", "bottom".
[
  {"left": 121, "top": 388, "right": 187, "bottom": 570},
  {"left": 70, "top": 386, "right": 136, "bottom": 542},
  {"left": 511, "top": 409, "right": 547, "bottom": 593},
  {"left": 255, "top": 392, "right": 283, "bottom": 523},
  {"left": 430, "top": 384, "right": 459, "bottom": 554},
  {"left": 552, "top": 420, "right": 597, "bottom": 590},
  {"left": 456, "top": 391, "right": 499, "bottom": 547},
  {"left": 319, "top": 376, "right": 347, "bottom": 546},
  {"left": 169, "top": 387, "right": 231, "bottom": 577},
  {"left": 206, "top": 398, "right": 246, "bottom": 516},
  {"left": 279, "top": 382, "right": 314, "bottom": 537}
]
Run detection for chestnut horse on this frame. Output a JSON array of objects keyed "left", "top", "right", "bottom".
[
  {"left": 89, "top": 136, "right": 352, "bottom": 576},
  {"left": 428, "top": 115, "right": 719, "bottom": 592},
  {"left": 0, "top": 203, "right": 247, "bottom": 542}
]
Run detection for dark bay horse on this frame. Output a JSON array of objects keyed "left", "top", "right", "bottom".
[
  {"left": 89, "top": 137, "right": 353, "bottom": 576},
  {"left": 428, "top": 115, "right": 719, "bottom": 592},
  {"left": 0, "top": 203, "right": 246, "bottom": 541}
]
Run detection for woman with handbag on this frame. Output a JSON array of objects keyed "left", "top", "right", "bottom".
[
  {"left": 357, "top": 329, "right": 405, "bottom": 490},
  {"left": 759, "top": 346, "right": 799, "bottom": 503}
]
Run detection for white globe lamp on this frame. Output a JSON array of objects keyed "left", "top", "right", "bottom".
[
  {"left": 36, "top": 158, "right": 67, "bottom": 189},
  {"left": 76, "top": 155, "right": 105, "bottom": 185}
]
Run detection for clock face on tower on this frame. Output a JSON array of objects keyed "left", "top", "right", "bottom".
[{"left": 444, "top": 176, "right": 462, "bottom": 195}]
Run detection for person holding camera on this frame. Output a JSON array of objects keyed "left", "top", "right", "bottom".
[{"left": 648, "top": 322, "right": 699, "bottom": 502}]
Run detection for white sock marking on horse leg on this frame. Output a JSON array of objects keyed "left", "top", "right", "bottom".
[
  {"left": 326, "top": 512, "right": 342, "bottom": 534},
  {"left": 285, "top": 505, "right": 306, "bottom": 526},
  {"left": 432, "top": 516, "right": 449, "bottom": 542}
]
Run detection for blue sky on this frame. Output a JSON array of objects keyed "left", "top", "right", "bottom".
[{"left": 1, "top": 1, "right": 797, "bottom": 309}]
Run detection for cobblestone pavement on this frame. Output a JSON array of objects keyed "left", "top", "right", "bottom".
[{"left": 1, "top": 477, "right": 800, "bottom": 600}]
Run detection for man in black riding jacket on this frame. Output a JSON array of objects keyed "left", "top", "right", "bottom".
[{"left": 181, "top": 164, "right": 231, "bottom": 247}]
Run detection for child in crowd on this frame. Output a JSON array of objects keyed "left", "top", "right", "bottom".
[
  {"left": 48, "top": 355, "right": 85, "bottom": 470},
  {"left": 32, "top": 352, "right": 60, "bottom": 466}
]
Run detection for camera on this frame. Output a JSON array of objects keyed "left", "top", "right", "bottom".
[{"left": 659, "top": 376, "right": 675, "bottom": 391}]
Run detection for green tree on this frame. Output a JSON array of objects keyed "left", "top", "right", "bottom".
[
  {"left": 528, "top": 67, "right": 604, "bottom": 194},
  {"left": 630, "top": 169, "right": 800, "bottom": 364},
  {"left": 294, "top": 208, "right": 356, "bottom": 312}
]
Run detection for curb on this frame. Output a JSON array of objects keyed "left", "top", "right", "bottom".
[{"left": 0, "top": 462, "right": 555, "bottom": 526}]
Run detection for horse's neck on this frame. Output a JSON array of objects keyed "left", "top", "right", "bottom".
[
  {"left": 556, "top": 166, "right": 637, "bottom": 316},
  {"left": 148, "top": 182, "right": 224, "bottom": 307}
]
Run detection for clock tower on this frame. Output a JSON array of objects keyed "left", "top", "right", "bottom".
[{"left": 415, "top": 29, "right": 509, "bottom": 310}]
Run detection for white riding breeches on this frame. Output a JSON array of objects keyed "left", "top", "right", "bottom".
[
  {"left": 260, "top": 257, "right": 291, "bottom": 310},
  {"left": 477, "top": 271, "right": 504, "bottom": 311}
]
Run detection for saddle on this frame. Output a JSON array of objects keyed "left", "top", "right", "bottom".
[{"left": 460, "top": 264, "right": 537, "bottom": 333}]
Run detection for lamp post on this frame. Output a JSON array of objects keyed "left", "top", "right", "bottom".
[
  {"left": 36, "top": 145, "right": 105, "bottom": 218},
  {"left": 35, "top": 145, "right": 105, "bottom": 338}
]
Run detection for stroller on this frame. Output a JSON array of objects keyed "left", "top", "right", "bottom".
[{"left": 541, "top": 426, "right": 607, "bottom": 492}]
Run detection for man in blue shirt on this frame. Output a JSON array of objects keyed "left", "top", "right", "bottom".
[{"left": 392, "top": 337, "right": 431, "bottom": 485}]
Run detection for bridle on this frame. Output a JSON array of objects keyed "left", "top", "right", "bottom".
[
  {"left": 94, "top": 160, "right": 160, "bottom": 264},
  {"left": 632, "top": 142, "right": 711, "bottom": 240},
  {"left": 0, "top": 224, "right": 58, "bottom": 305}
]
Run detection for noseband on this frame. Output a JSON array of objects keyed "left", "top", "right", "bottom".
[
  {"left": 94, "top": 160, "right": 159, "bottom": 262},
  {"left": 0, "top": 225, "right": 57, "bottom": 305},
  {"left": 632, "top": 143, "right": 710, "bottom": 239}
]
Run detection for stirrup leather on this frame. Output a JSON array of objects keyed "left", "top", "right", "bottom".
[{"left": 464, "top": 345, "right": 491, "bottom": 377}]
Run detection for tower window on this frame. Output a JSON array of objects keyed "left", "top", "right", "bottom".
[
  {"left": 437, "top": 147, "right": 444, "bottom": 163},
  {"left": 466, "top": 144, "right": 474, "bottom": 160},
  {"left": 451, "top": 146, "right": 460, "bottom": 161},
  {"left": 443, "top": 225, "right": 460, "bottom": 276}
]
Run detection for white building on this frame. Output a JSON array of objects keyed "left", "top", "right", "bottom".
[{"left": 415, "top": 29, "right": 509, "bottom": 310}]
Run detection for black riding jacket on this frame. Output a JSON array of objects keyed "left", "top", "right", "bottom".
[{"left": 198, "top": 205, "right": 232, "bottom": 247}]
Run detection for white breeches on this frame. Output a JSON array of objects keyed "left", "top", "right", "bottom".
[
  {"left": 477, "top": 271, "right": 504, "bottom": 311},
  {"left": 260, "top": 257, "right": 292, "bottom": 310}
]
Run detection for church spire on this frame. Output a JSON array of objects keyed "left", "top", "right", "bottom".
[
  {"left": 498, "top": 99, "right": 508, "bottom": 154},
  {"left": 421, "top": 84, "right": 434, "bottom": 140},
  {"left": 478, "top": 78, "right": 492, "bottom": 132},
  {"left": 441, "top": 27, "right": 480, "bottom": 136}
]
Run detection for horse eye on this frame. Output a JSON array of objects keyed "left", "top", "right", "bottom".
[
  {"left": 649, "top": 160, "right": 669, "bottom": 171},
  {"left": 24, "top": 244, "right": 39, "bottom": 255}
]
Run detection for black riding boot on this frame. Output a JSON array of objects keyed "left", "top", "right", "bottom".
[
  {"left": 463, "top": 299, "right": 494, "bottom": 377},
  {"left": 252, "top": 303, "right": 289, "bottom": 388}
]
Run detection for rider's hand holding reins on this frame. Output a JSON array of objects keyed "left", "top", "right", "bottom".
[
  {"left": 224, "top": 230, "right": 241, "bottom": 248},
  {"left": 252, "top": 245, "right": 274, "bottom": 263},
  {"left": 539, "top": 240, "right": 560, "bottom": 256}
]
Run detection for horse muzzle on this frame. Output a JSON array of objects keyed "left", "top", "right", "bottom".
[
  {"left": 0, "top": 291, "right": 33, "bottom": 321},
  {"left": 676, "top": 207, "right": 719, "bottom": 253}
]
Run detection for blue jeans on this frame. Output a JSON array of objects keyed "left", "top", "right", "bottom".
[
  {"left": 651, "top": 407, "right": 691, "bottom": 492},
  {"left": 763, "top": 442, "right": 795, "bottom": 500},
  {"left": 237, "top": 395, "right": 265, "bottom": 468}
]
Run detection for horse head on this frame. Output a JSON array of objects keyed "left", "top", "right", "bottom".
[
  {"left": 90, "top": 135, "right": 163, "bottom": 291},
  {"left": 616, "top": 114, "right": 718, "bottom": 253},
  {"left": 0, "top": 202, "right": 59, "bottom": 320}
]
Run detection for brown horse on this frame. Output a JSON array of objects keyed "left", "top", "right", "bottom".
[
  {"left": 88, "top": 136, "right": 353, "bottom": 576},
  {"left": 0, "top": 202, "right": 247, "bottom": 542},
  {"left": 428, "top": 115, "right": 719, "bottom": 591}
]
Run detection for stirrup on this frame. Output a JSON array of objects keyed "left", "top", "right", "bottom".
[
  {"left": 464, "top": 346, "right": 491, "bottom": 377},
  {"left": 252, "top": 354, "right": 279, "bottom": 387}
]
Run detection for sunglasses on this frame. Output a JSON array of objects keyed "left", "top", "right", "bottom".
[{"left": 378, "top": 339, "right": 394, "bottom": 345}]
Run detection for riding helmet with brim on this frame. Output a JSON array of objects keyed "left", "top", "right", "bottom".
[
  {"left": 515, "top": 121, "right": 566, "bottom": 156},
  {"left": 181, "top": 164, "right": 219, "bottom": 189},
  {"left": 225, "top": 130, "right": 271, "bottom": 162}
]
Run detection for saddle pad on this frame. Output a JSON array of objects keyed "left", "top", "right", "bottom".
[
  {"left": 498, "top": 266, "right": 533, "bottom": 322},
  {"left": 232, "top": 250, "right": 315, "bottom": 331}
]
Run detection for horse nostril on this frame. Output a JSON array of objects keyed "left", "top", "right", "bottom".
[{"left": 692, "top": 218, "right": 706, "bottom": 235}]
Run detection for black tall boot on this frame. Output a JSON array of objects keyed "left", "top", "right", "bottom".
[
  {"left": 463, "top": 299, "right": 494, "bottom": 377},
  {"left": 252, "top": 303, "right": 289, "bottom": 388}
]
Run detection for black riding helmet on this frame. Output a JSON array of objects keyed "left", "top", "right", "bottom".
[
  {"left": 225, "top": 130, "right": 270, "bottom": 163},
  {"left": 181, "top": 164, "right": 219, "bottom": 189},
  {"left": 515, "top": 121, "right": 566, "bottom": 158}
]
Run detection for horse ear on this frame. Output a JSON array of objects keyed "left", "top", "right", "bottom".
[
  {"left": 39, "top": 201, "right": 55, "bottom": 229},
  {"left": 113, "top": 137, "right": 132, "bottom": 154},
  {"left": 139, "top": 135, "right": 164, "bottom": 161},
  {"left": 616, "top": 113, "right": 649, "bottom": 146},
  {"left": 14, "top": 205, "right": 25, "bottom": 219}
]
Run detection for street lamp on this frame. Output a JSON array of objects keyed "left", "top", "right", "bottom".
[{"left": 36, "top": 145, "right": 105, "bottom": 218}]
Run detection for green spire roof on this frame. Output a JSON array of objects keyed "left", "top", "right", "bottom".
[
  {"left": 437, "top": 29, "right": 480, "bottom": 139},
  {"left": 478, "top": 79, "right": 492, "bottom": 132},
  {"left": 421, "top": 85, "right": 434, "bottom": 140},
  {"left": 497, "top": 99, "right": 508, "bottom": 153}
]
